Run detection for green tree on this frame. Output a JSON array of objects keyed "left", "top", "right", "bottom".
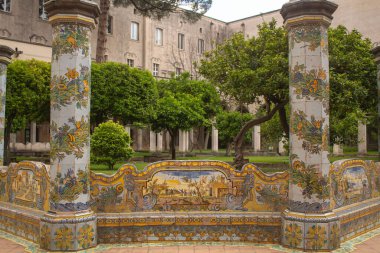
[
  {"left": 199, "top": 20, "right": 289, "bottom": 168},
  {"left": 5, "top": 59, "right": 50, "bottom": 164},
  {"left": 200, "top": 21, "right": 377, "bottom": 167},
  {"left": 96, "top": 0, "right": 212, "bottom": 62},
  {"left": 329, "top": 25, "right": 377, "bottom": 145},
  {"left": 151, "top": 73, "right": 219, "bottom": 159},
  {"left": 215, "top": 111, "right": 253, "bottom": 156},
  {"left": 91, "top": 120, "right": 134, "bottom": 169},
  {"left": 91, "top": 62, "right": 158, "bottom": 127}
]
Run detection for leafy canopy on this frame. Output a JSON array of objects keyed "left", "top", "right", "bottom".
[
  {"left": 199, "top": 20, "right": 288, "bottom": 107},
  {"left": 216, "top": 111, "right": 253, "bottom": 147},
  {"left": 151, "top": 73, "right": 220, "bottom": 159},
  {"left": 91, "top": 62, "right": 158, "bottom": 126},
  {"left": 91, "top": 120, "right": 134, "bottom": 170},
  {"left": 6, "top": 59, "right": 50, "bottom": 131},
  {"left": 329, "top": 25, "right": 377, "bottom": 144}
]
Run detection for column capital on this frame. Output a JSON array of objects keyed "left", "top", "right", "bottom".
[
  {"left": 45, "top": 0, "right": 100, "bottom": 28},
  {"left": 0, "top": 45, "right": 15, "bottom": 65},
  {"left": 372, "top": 44, "right": 380, "bottom": 64},
  {"left": 281, "top": 0, "right": 338, "bottom": 29}
]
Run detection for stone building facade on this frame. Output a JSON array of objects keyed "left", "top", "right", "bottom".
[{"left": 0, "top": 0, "right": 379, "bottom": 153}]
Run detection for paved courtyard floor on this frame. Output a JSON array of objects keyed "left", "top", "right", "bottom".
[{"left": 1, "top": 227, "right": 380, "bottom": 253}]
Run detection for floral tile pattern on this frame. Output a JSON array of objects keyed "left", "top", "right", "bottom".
[
  {"left": 288, "top": 22, "right": 331, "bottom": 214},
  {"left": 48, "top": 20, "right": 92, "bottom": 215}
]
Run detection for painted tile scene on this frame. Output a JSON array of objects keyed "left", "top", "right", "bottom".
[{"left": 0, "top": 0, "right": 379, "bottom": 252}]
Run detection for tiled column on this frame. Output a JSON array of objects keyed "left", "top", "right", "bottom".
[
  {"left": 372, "top": 45, "right": 380, "bottom": 159},
  {"left": 40, "top": 0, "right": 99, "bottom": 251},
  {"left": 281, "top": 1, "right": 340, "bottom": 251},
  {"left": 358, "top": 121, "right": 367, "bottom": 154},
  {"left": 0, "top": 46, "right": 14, "bottom": 166}
]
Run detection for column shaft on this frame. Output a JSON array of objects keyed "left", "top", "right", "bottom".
[
  {"left": 281, "top": 1, "right": 339, "bottom": 251},
  {"left": 41, "top": 0, "right": 100, "bottom": 251}
]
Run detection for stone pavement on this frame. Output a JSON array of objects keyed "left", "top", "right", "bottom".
[{"left": 1, "top": 228, "right": 380, "bottom": 253}]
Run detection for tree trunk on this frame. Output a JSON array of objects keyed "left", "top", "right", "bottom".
[
  {"left": 226, "top": 142, "right": 231, "bottom": 156},
  {"left": 233, "top": 102, "right": 286, "bottom": 169},
  {"left": 3, "top": 117, "right": 13, "bottom": 166},
  {"left": 169, "top": 130, "right": 177, "bottom": 160},
  {"left": 278, "top": 106, "right": 290, "bottom": 138},
  {"left": 203, "top": 129, "right": 210, "bottom": 150},
  {"left": 96, "top": 0, "right": 110, "bottom": 63}
]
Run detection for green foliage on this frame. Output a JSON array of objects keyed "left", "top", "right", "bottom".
[
  {"left": 260, "top": 109, "right": 287, "bottom": 150},
  {"left": 216, "top": 111, "right": 253, "bottom": 150},
  {"left": 151, "top": 73, "right": 219, "bottom": 159},
  {"left": 91, "top": 121, "right": 133, "bottom": 169},
  {"left": 199, "top": 20, "right": 288, "bottom": 165},
  {"left": 113, "top": 0, "right": 212, "bottom": 22},
  {"left": 329, "top": 26, "right": 377, "bottom": 144},
  {"left": 199, "top": 20, "right": 288, "bottom": 106},
  {"left": 6, "top": 59, "right": 50, "bottom": 131},
  {"left": 200, "top": 21, "right": 378, "bottom": 148},
  {"left": 91, "top": 62, "right": 158, "bottom": 126},
  {"left": 159, "top": 73, "right": 221, "bottom": 126}
]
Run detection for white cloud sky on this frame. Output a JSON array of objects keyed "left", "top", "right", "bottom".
[{"left": 204, "top": 0, "right": 289, "bottom": 22}]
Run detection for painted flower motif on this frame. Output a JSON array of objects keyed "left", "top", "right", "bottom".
[
  {"left": 306, "top": 225, "right": 327, "bottom": 250},
  {"left": 77, "top": 224, "right": 94, "bottom": 249},
  {"left": 65, "top": 68, "right": 79, "bottom": 80},
  {"left": 54, "top": 226, "right": 74, "bottom": 250},
  {"left": 83, "top": 80, "right": 89, "bottom": 92},
  {"left": 313, "top": 120, "right": 322, "bottom": 129},
  {"left": 318, "top": 69, "right": 327, "bottom": 80},
  {"left": 66, "top": 36, "right": 77, "bottom": 47},
  {"left": 309, "top": 79, "right": 319, "bottom": 93},
  {"left": 284, "top": 223, "right": 302, "bottom": 247},
  {"left": 50, "top": 116, "right": 90, "bottom": 161},
  {"left": 52, "top": 24, "right": 89, "bottom": 59}
]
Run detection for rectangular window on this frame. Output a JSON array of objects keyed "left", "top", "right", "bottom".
[
  {"left": 107, "top": 15, "right": 113, "bottom": 34},
  {"left": 39, "top": 0, "right": 47, "bottom": 19},
  {"left": 175, "top": 68, "right": 182, "bottom": 77},
  {"left": 131, "top": 22, "right": 139, "bottom": 40},
  {"left": 153, "top": 63, "right": 159, "bottom": 77},
  {"left": 0, "top": 0, "right": 10, "bottom": 12},
  {"left": 178, "top": 33, "right": 185, "bottom": 50},
  {"left": 127, "top": 59, "right": 134, "bottom": 67},
  {"left": 198, "top": 39, "right": 205, "bottom": 54},
  {"left": 155, "top": 28, "right": 163, "bottom": 46}
]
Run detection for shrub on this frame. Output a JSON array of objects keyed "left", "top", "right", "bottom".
[{"left": 91, "top": 121, "right": 133, "bottom": 170}]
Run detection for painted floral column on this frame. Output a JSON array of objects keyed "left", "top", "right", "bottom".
[
  {"left": 372, "top": 45, "right": 380, "bottom": 159},
  {"left": 40, "top": 0, "right": 99, "bottom": 251},
  {"left": 0, "top": 46, "right": 14, "bottom": 166},
  {"left": 280, "top": 1, "right": 340, "bottom": 251}
]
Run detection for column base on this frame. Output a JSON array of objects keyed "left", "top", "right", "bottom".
[
  {"left": 281, "top": 209, "right": 340, "bottom": 251},
  {"left": 40, "top": 210, "right": 97, "bottom": 251}
]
